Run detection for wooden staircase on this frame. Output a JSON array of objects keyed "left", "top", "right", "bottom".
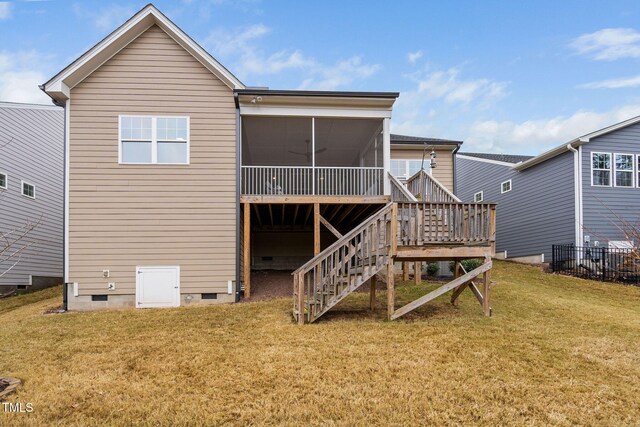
[
  {"left": 291, "top": 170, "right": 497, "bottom": 324},
  {"left": 293, "top": 203, "right": 396, "bottom": 324}
]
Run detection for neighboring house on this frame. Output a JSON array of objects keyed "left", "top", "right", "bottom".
[
  {"left": 42, "top": 4, "right": 495, "bottom": 318},
  {"left": 0, "top": 102, "right": 64, "bottom": 292},
  {"left": 456, "top": 115, "right": 640, "bottom": 262}
]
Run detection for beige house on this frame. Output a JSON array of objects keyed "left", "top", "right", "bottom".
[{"left": 42, "top": 4, "right": 494, "bottom": 322}]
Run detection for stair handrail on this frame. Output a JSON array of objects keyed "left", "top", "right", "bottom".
[
  {"left": 406, "top": 169, "right": 461, "bottom": 203},
  {"left": 389, "top": 172, "right": 418, "bottom": 202},
  {"left": 292, "top": 202, "right": 394, "bottom": 275}
]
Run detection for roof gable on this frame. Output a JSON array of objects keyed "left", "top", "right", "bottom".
[
  {"left": 42, "top": 4, "right": 244, "bottom": 102},
  {"left": 514, "top": 114, "right": 640, "bottom": 170}
]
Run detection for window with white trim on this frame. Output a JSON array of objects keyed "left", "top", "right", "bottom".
[
  {"left": 501, "top": 179, "right": 512, "bottom": 194},
  {"left": 614, "top": 153, "right": 634, "bottom": 187},
  {"left": 119, "top": 116, "right": 189, "bottom": 164},
  {"left": 474, "top": 191, "right": 483, "bottom": 202},
  {"left": 22, "top": 181, "right": 35, "bottom": 199},
  {"left": 637, "top": 155, "right": 640, "bottom": 187},
  {"left": 0, "top": 172, "right": 6, "bottom": 190},
  {"left": 591, "top": 152, "right": 611, "bottom": 186},
  {"left": 390, "top": 159, "right": 430, "bottom": 180}
]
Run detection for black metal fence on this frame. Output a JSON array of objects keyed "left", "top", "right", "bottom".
[{"left": 551, "top": 244, "right": 640, "bottom": 286}]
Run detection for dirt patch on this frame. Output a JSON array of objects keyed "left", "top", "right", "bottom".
[
  {"left": 242, "top": 270, "right": 294, "bottom": 301},
  {"left": 43, "top": 306, "right": 65, "bottom": 315},
  {"left": 244, "top": 270, "right": 397, "bottom": 302}
]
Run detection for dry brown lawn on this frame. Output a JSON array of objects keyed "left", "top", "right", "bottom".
[{"left": 1, "top": 261, "right": 639, "bottom": 426}]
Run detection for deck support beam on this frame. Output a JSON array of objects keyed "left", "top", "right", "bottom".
[
  {"left": 391, "top": 260, "right": 492, "bottom": 320},
  {"left": 414, "top": 261, "right": 421, "bottom": 285},
  {"left": 483, "top": 257, "right": 492, "bottom": 316},
  {"left": 402, "top": 262, "right": 409, "bottom": 281},
  {"left": 313, "top": 203, "right": 321, "bottom": 256},
  {"left": 370, "top": 275, "right": 376, "bottom": 311},
  {"left": 386, "top": 262, "right": 394, "bottom": 319},
  {"left": 243, "top": 203, "right": 251, "bottom": 299}
]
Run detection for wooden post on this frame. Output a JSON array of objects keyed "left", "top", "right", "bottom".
[
  {"left": 483, "top": 257, "right": 491, "bottom": 316},
  {"left": 370, "top": 275, "right": 376, "bottom": 311},
  {"left": 414, "top": 261, "right": 421, "bottom": 285},
  {"left": 402, "top": 262, "right": 409, "bottom": 281},
  {"left": 451, "top": 261, "right": 462, "bottom": 305},
  {"left": 489, "top": 205, "right": 497, "bottom": 256},
  {"left": 297, "top": 272, "right": 305, "bottom": 325},
  {"left": 314, "top": 203, "right": 321, "bottom": 256},
  {"left": 387, "top": 261, "right": 394, "bottom": 320},
  {"left": 243, "top": 203, "right": 251, "bottom": 299}
]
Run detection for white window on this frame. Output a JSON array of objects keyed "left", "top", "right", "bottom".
[
  {"left": 614, "top": 153, "right": 634, "bottom": 187},
  {"left": 591, "top": 152, "right": 611, "bottom": 186},
  {"left": 119, "top": 116, "right": 189, "bottom": 164},
  {"left": 501, "top": 179, "right": 512, "bottom": 194},
  {"left": 21, "top": 181, "right": 35, "bottom": 199},
  {"left": 474, "top": 191, "right": 483, "bottom": 202},
  {"left": 638, "top": 155, "right": 640, "bottom": 187},
  {"left": 0, "top": 172, "right": 6, "bottom": 190},
  {"left": 390, "top": 159, "right": 430, "bottom": 180}
]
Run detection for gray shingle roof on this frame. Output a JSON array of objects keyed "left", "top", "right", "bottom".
[
  {"left": 391, "top": 134, "right": 462, "bottom": 145},
  {"left": 458, "top": 152, "right": 534, "bottom": 164}
]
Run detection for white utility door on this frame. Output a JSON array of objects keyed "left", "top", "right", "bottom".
[{"left": 136, "top": 266, "right": 180, "bottom": 308}]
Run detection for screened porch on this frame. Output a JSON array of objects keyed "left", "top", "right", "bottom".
[{"left": 241, "top": 116, "right": 385, "bottom": 197}]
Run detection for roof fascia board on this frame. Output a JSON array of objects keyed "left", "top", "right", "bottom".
[
  {"left": 238, "top": 105, "right": 392, "bottom": 118},
  {"left": 457, "top": 154, "right": 516, "bottom": 167},
  {"left": 392, "top": 143, "right": 459, "bottom": 151},
  {"left": 512, "top": 140, "right": 584, "bottom": 171}
]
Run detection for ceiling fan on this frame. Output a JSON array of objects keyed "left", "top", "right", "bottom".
[{"left": 288, "top": 139, "right": 327, "bottom": 162}]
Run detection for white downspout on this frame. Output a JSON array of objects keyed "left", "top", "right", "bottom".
[{"left": 567, "top": 143, "right": 583, "bottom": 246}]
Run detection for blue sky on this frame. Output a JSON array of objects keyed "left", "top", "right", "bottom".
[{"left": 2, "top": 0, "right": 640, "bottom": 154}]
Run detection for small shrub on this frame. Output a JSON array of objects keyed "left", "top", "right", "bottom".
[
  {"left": 426, "top": 262, "right": 439, "bottom": 276},
  {"left": 448, "top": 259, "right": 483, "bottom": 273}
]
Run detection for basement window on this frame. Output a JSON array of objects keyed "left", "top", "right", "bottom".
[
  {"left": 614, "top": 153, "right": 633, "bottom": 187},
  {"left": 474, "top": 191, "right": 483, "bottom": 202},
  {"left": 592, "top": 152, "right": 611, "bottom": 186},
  {"left": 119, "top": 116, "right": 189, "bottom": 164},
  {"left": 201, "top": 293, "right": 217, "bottom": 300},
  {"left": 91, "top": 295, "right": 108, "bottom": 302},
  {"left": 21, "top": 181, "right": 35, "bottom": 199},
  {"left": 0, "top": 172, "right": 6, "bottom": 190},
  {"left": 500, "top": 180, "right": 512, "bottom": 194}
]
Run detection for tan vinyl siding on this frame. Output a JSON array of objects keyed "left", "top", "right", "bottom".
[
  {"left": 391, "top": 147, "right": 455, "bottom": 190},
  {"left": 68, "top": 25, "right": 236, "bottom": 295}
]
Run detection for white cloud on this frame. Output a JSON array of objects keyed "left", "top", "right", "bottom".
[
  {"left": 392, "top": 67, "right": 508, "bottom": 139},
  {"left": 204, "top": 24, "right": 380, "bottom": 89},
  {"left": 411, "top": 68, "right": 508, "bottom": 105},
  {"left": 73, "top": 4, "right": 135, "bottom": 31},
  {"left": 407, "top": 50, "right": 423, "bottom": 64},
  {"left": 570, "top": 28, "right": 640, "bottom": 61},
  {"left": 205, "top": 24, "right": 315, "bottom": 77},
  {"left": 0, "top": 2, "right": 10, "bottom": 20},
  {"left": 0, "top": 51, "right": 50, "bottom": 104},
  {"left": 298, "top": 56, "right": 380, "bottom": 91},
  {"left": 579, "top": 74, "right": 640, "bottom": 89},
  {"left": 467, "top": 104, "right": 640, "bottom": 152}
]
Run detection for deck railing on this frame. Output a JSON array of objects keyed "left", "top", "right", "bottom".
[
  {"left": 406, "top": 170, "right": 461, "bottom": 203},
  {"left": 389, "top": 173, "right": 418, "bottom": 202},
  {"left": 241, "top": 166, "right": 384, "bottom": 196},
  {"left": 396, "top": 202, "right": 496, "bottom": 245}
]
